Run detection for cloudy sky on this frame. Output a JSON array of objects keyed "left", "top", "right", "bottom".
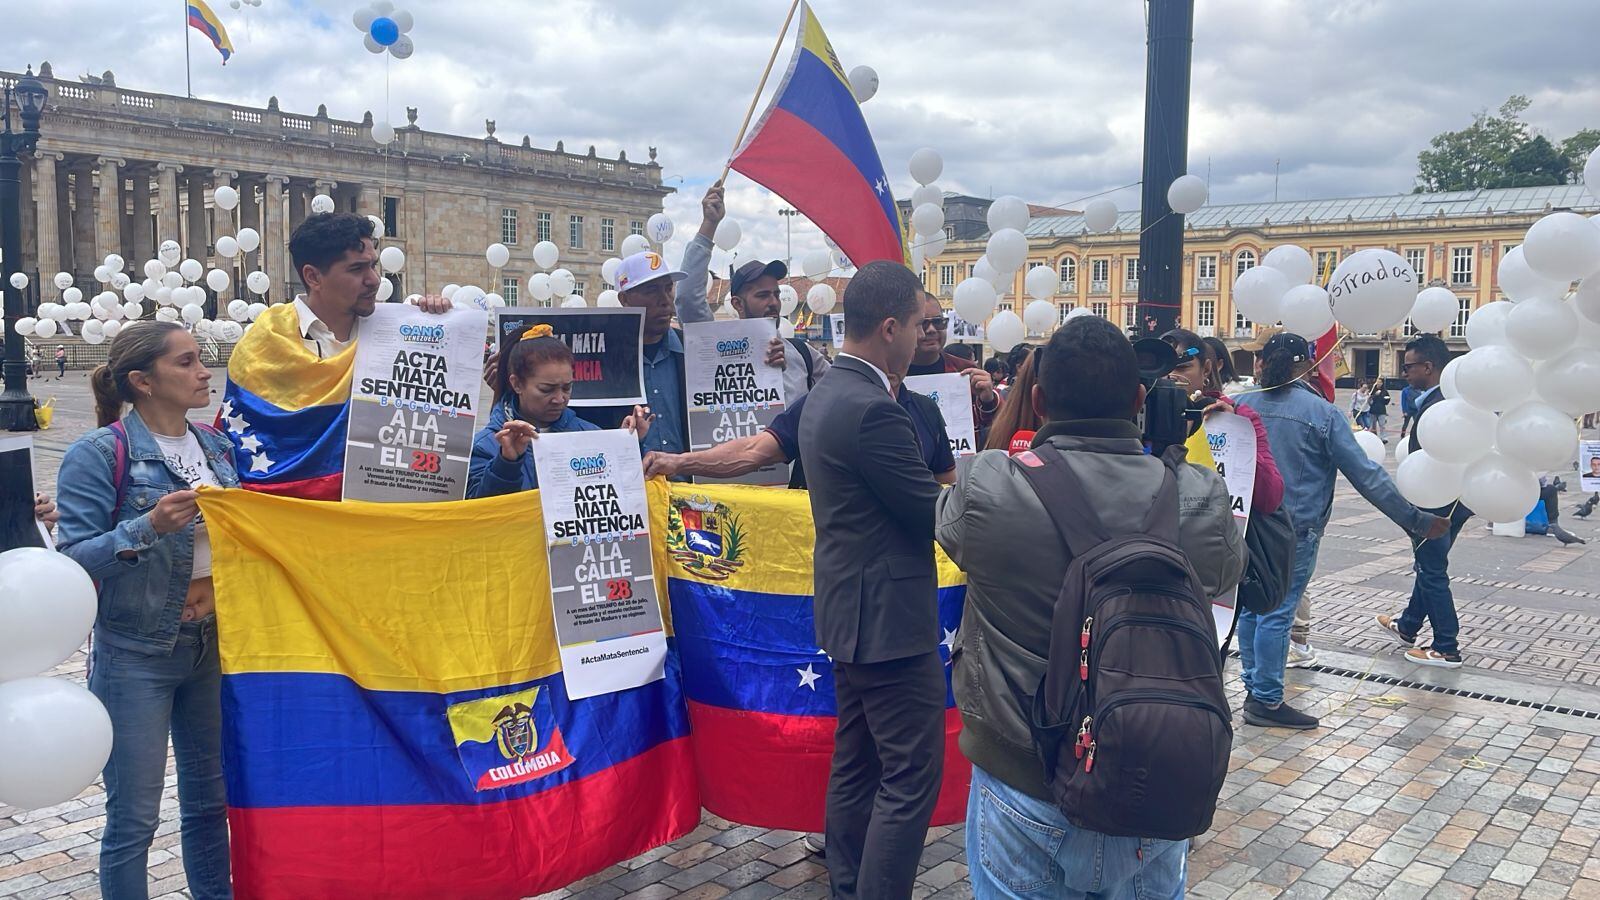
[{"left": 10, "top": 0, "right": 1600, "bottom": 275}]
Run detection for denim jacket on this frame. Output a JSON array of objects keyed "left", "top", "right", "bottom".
[
  {"left": 466, "top": 397, "right": 598, "bottom": 498},
  {"left": 56, "top": 408, "right": 241, "bottom": 654},
  {"left": 1241, "top": 380, "right": 1431, "bottom": 539}
]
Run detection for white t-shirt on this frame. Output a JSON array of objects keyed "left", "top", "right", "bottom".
[{"left": 151, "top": 430, "right": 221, "bottom": 579}]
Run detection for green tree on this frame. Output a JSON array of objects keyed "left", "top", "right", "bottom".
[
  {"left": 1560, "top": 128, "right": 1600, "bottom": 174},
  {"left": 1493, "top": 135, "right": 1570, "bottom": 187},
  {"left": 1415, "top": 96, "right": 1531, "bottom": 192}
]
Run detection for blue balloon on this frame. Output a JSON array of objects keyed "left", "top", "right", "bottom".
[{"left": 368, "top": 16, "right": 400, "bottom": 47}]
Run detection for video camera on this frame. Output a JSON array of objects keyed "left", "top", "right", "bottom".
[{"left": 1132, "top": 338, "right": 1206, "bottom": 455}]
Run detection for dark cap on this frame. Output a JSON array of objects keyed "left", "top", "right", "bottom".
[
  {"left": 730, "top": 259, "right": 788, "bottom": 296},
  {"left": 1262, "top": 331, "right": 1311, "bottom": 363}
]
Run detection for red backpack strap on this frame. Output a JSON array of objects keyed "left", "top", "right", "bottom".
[{"left": 109, "top": 421, "right": 129, "bottom": 516}]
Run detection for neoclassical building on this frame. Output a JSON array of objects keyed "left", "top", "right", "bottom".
[
  {"left": 927, "top": 184, "right": 1599, "bottom": 379},
  {"left": 1, "top": 62, "right": 669, "bottom": 311}
]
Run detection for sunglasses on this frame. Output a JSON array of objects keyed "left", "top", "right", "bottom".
[
  {"left": 1400, "top": 361, "right": 1429, "bottom": 373},
  {"left": 918, "top": 317, "right": 949, "bottom": 332}
]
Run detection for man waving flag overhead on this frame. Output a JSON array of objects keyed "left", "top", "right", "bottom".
[{"left": 730, "top": 3, "right": 906, "bottom": 268}]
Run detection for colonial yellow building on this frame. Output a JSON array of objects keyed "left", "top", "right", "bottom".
[{"left": 925, "top": 185, "right": 1599, "bottom": 380}]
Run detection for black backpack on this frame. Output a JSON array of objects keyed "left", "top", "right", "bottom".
[
  {"left": 1237, "top": 505, "right": 1296, "bottom": 616},
  {"left": 1012, "top": 445, "right": 1232, "bottom": 841}
]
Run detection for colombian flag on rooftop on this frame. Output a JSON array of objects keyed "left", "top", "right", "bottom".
[
  {"left": 220, "top": 303, "right": 348, "bottom": 500},
  {"left": 730, "top": 3, "right": 907, "bottom": 268},
  {"left": 188, "top": 0, "right": 234, "bottom": 64}
]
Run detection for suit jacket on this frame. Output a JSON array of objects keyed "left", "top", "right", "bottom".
[
  {"left": 1409, "top": 386, "right": 1474, "bottom": 520},
  {"left": 798, "top": 356, "right": 942, "bottom": 664}
]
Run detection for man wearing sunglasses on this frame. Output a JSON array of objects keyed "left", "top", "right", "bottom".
[{"left": 906, "top": 292, "right": 1000, "bottom": 435}]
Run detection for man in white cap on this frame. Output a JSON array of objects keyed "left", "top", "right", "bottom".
[{"left": 577, "top": 250, "right": 691, "bottom": 453}]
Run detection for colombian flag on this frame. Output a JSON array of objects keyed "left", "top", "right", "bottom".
[
  {"left": 730, "top": 3, "right": 906, "bottom": 267},
  {"left": 200, "top": 484, "right": 698, "bottom": 900},
  {"left": 188, "top": 0, "right": 234, "bottom": 64},
  {"left": 220, "top": 303, "right": 348, "bottom": 500},
  {"left": 663, "top": 484, "right": 971, "bottom": 831}
]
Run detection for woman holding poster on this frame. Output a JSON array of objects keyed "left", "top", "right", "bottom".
[
  {"left": 467, "top": 325, "right": 651, "bottom": 497},
  {"left": 1163, "top": 329, "right": 1284, "bottom": 517}
]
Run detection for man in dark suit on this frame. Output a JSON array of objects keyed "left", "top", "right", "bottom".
[{"left": 798, "top": 260, "right": 944, "bottom": 899}]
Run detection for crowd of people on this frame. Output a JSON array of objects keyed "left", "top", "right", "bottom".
[{"left": 31, "top": 190, "right": 1540, "bottom": 900}]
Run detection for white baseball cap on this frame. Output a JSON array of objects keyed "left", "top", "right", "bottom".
[{"left": 615, "top": 250, "right": 686, "bottom": 293}]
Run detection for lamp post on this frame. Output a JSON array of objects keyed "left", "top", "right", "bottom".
[
  {"left": 778, "top": 208, "right": 799, "bottom": 269},
  {"left": 1, "top": 67, "right": 47, "bottom": 432}
]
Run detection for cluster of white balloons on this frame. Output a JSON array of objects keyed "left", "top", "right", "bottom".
[
  {"left": 946, "top": 186, "right": 1035, "bottom": 352},
  {"left": 353, "top": 1, "right": 415, "bottom": 59},
  {"left": 906, "top": 147, "right": 949, "bottom": 272},
  {"left": 0, "top": 549, "right": 112, "bottom": 812}
]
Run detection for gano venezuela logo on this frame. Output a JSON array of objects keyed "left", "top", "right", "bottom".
[
  {"left": 446, "top": 686, "right": 576, "bottom": 791},
  {"left": 665, "top": 494, "right": 746, "bottom": 581}
]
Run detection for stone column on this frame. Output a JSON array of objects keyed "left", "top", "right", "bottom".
[
  {"left": 31, "top": 153, "right": 62, "bottom": 286},
  {"left": 71, "top": 160, "right": 97, "bottom": 273},
  {"left": 154, "top": 163, "right": 183, "bottom": 247},
  {"left": 314, "top": 179, "right": 339, "bottom": 214},
  {"left": 185, "top": 173, "right": 207, "bottom": 260},
  {"left": 131, "top": 166, "right": 153, "bottom": 263},
  {"left": 95, "top": 157, "right": 126, "bottom": 273},
  {"left": 357, "top": 184, "right": 382, "bottom": 219},
  {"left": 263, "top": 174, "right": 289, "bottom": 302}
]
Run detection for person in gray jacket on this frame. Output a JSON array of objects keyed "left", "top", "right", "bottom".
[{"left": 937, "top": 317, "right": 1245, "bottom": 898}]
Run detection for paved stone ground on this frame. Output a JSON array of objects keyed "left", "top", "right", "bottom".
[{"left": 7, "top": 376, "right": 1600, "bottom": 898}]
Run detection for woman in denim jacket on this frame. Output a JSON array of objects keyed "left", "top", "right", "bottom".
[{"left": 56, "top": 321, "right": 236, "bottom": 900}]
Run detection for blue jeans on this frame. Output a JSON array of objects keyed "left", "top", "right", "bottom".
[
  {"left": 88, "top": 619, "right": 232, "bottom": 900},
  {"left": 1397, "top": 515, "right": 1468, "bottom": 655},
  {"left": 967, "top": 765, "right": 1186, "bottom": 899},
  {"left": 1237, "top": 530, "right": 1321, "bottom": 706}
]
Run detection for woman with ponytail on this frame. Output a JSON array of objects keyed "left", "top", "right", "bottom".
[
  {"left": 55, "top": 321, "right": 237, "bottom": 899},
  {"left": 466, "top": 324, "right": 652, "bottom": 497}
]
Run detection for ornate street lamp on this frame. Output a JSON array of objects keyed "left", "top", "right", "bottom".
[{"left": 1, "top": 66, "right": 48, "bottom": 431}]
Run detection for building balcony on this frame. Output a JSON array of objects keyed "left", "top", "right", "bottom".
[
  {"left": 1195, "top": 276, "right": 1217, "bottom": 292},
  {"left": 1123, "top": 280, "right": 1139, "bottom": 293},
  {"left": 1196, "top": 325, "right": 1216, "bottom": 338},
  {"left": 1090, "top": 281, "right": 1110, "bottom": 294},
  {"left": 1058, "top": 280, "right": 1076, "bottom": 293},
  {"left": 939, "top": 285, "right": 953, "bottom": 298},
  {"left": 1232, "top": 327, "right": 1255, "bottom": 339}
]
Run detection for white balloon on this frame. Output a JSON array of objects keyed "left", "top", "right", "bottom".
[
  {"left": 1504, "top": 296, "right": 1578, "bottom": 360},
  {"left": 143, "top": 259, "right": 166, "bottom": 281},
  {"left": 67, "top": 302, "right": 91, "bottom": 320},
  {"left": 53, "top": 271, "right": 74, "bottom": 290},
  {"left": 104, "top": 253, "right": 125, "bottom": 274},
  {"left": 848, "top": 65, "right": 879, "bottom": 103},
  {"left": 919, "top": 232, "right": 948, "bottom": 260},
  {"left": 0, "top": 677, "right": 113, "bottom": 810},
  {"left": 528, "top": 273, "right": 553, "bottom": 302},
  {"left": 451, "top": 284, "right": 484, "bottom": 309},
  {"left": 194, "top": 318, "right": 216, "bottom": 339},
  {"left": 214, "top": 235, "right": 239, "bottom": 259},
  {"left": 1417, "top": 397, "right": 1498, "bottom": 464},
  {"left": 779, "top": 284, "right": 799, "bottom": 317},
  {"left": 364, "top": 33, "right": 385, "bottom": 53},
  {"left": 601, "top": 257, "right": 622, "bottom": 286},
  {"left": 560, "top": 296, "right": 588, "bottom": 309},
  {"left": 367, "top": 215, "right": 385, "bottom": 241},
  {"left": 1454, "top": 346, "right": 1533, "bottom": 411},
  {"left": 1497, "top": 246, "right": 1565, "bottom": 303},
  {"left": 1533, "top": 346, "right": 1600, "bottom": 417},
  {"left": 392, "top": 8, "right": 413, "bottom": 32},
  {"left": 908, "top": 148, "right": 943, "bottom": 186},
  {"left": 310, "top": 194, "right": 336, "bottom": 214},
  {"left": 806, "top": 283, "right": 837, "bottom": 314},
  {"left": 987, "top": 196, "right": 1031, "bottom": 235},
  {"left": 181, "top": 303, "right": 205, "bottom": 324},
  {"left": 247, "top": 302, "right": 268, "bottom": 320},
  {"left": 778, "top": 318, "right": 796, "bottom": 339},
  {"left": 246, "top": 271, "right": 271, "bottom": 294},
  {"left": 102, "top": 320, "right": 122, "bottom": 340},
  {"left": 1262, "top": 245, "right": 1315, "bottom": 286},
  {"left": 1465, "top": 299, "right": 1512, "bottom": 349},
  {"left": 910, "top": 243, "right": 927, "bottom": 274},
  {"left": 1327, "top": 248, "right": 1418, "bottom": 334},
  {"left": 378, "top": 246, "right": 406, "bottom": 274},
  {"left": 911, "top": 203, "right": 945, "bottom": 238},
  {"left": 123, "top": 282, "right": 145, "bottom": 303},
  {"left": 973, "top": 256, "right": 1008, "bottom": 292},
  {"left": 1397, "top": 450, "right": 1466, "bottom": 508},
  {"left": 122, "top": 302, "right": 142, "bottom": 321},
  {"left": 236, "top": 228, "right": 260, "bottom": 253},
  {"left": 36, "top": 302, "right": 60, "bottom": 321},
  {"left": 986, "top": 229, "right": 1029, "bottom": 274},
  {"left": 206, "top": 269, "right": 230, "bottom": 292},
  {"left": 81, "top": 319, "right": 105, "bottom": 343},
  {"left": 372, "top": 120, "right": 395, "bottom": 144},
  {"left": 1496, "top": 402, "right": 1578, "bottom": 472},
  {"left": 1410, "top": 286, "right": 1458, "bottom": 334},
  {"left": 388, "top": 33, "right": 414, "bottom": 59},
  {"left": 481, "top": 291, "right": 504, "bottom": 308},
  {"left": 440, "top": 284, "right": 460, "bottom": 300},
  {"left": 1233, "top": 265, "right": 1291, "bottom": 325},
  {"left": 155, "top": 307, "right": 179, "bottom": 322},
  {"left": 532, "top": 240, "right": 560, "bottom": 270},
  {"left": 162, "top": 271, "right": 184, "bottom": 290},
  {"left": 154, "top": 287, "right": 174, "bottom": 307},
  {"left": 597, "top": 289, "right": 621, "bottom": 308},
  {"left": 1083, "top": 198, "right": 1118, "bottom": 234},
  {"left": 712, "top": 220, "right": 741, "bottom": 253},
  {"left": 987, "top": 311, "right": 1025, "bottom": 353},
  {"left": 9, "top": 272, "right": 27, "bottom": 290},
  {"left": 159, "top": 239, "right": 182, "bottom": 265},
  {"left": 953, "top": 278, "right": 998, "bottom": 324},
  {"left": 1575, "top": 277, "right": 1600, "bottom": 326},
  {"left": 110, "top": 272, "right": 131, "bottom": 292},
  {"left": 1521, "top": 212, "right": 1600, "bottom": 283},
  {"left": 93, "top": 265, "right": 110, "bottom": 284},
  {"left": 377, "top": 279, "right": 397, "bottom": 304},
  {"left": 218, "top": 321, "right": 244, "bottom": 342},
  {"left": 179, "top": 259, "right": 203, "bottom": 282},
  {"left": 33, "top": 318, "right": 57, "bottom": 338},
  {"left": 213, "top": 185, "right": 239, "bottom": 211},
  {"left": 62, "top": 286, "right": 82, "bottom": 305},
  {"left": 1460, "top": 452, "right": 1540, "bottom": 522},
  {"left": 1354, "top": 430, "right": 1386, "bottom": 465},
  {"left": 1023, "top": 299, "right": 1056, "bottom": 334},
  {"left": 13, "top": 316, "right": 35, "bottom": 336},
  {"left": 803, "top": 249, "right": 834, "bottom": 281},
  {"left": 228, "top": 299, "right": 250, "bottom": 321},
  {"left": 1024, "top": 265, "right": 1057, "bottom": 302},
  {"left": 485, "top": 243, "right": 511, "bottom": 268},
  {"left": 911, "top": 184, "right": 942, "bottom": 211},
  {"left": 1278, "top": 284, "right": 1334, "bottom": 337},
  {"left": 549, "top": 269, "right": 576, "bottom": 298},
  {"left": 1166, "top": 175, "right": 1208, "bottom": 215},
  {"left": 1586, "top": 146, "right": 1600, "bottom": 204},
  {"left": 646, "top": 213, "right": 674, "bottom": 244}
]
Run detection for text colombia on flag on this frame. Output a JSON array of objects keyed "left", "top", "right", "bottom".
[{"left": 730, "top": 3, "right": 907, "bottom": 268}]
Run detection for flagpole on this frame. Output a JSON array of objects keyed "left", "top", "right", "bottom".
[
  {"left": 183, "top": 0, "right": 193, "bottom": 98},
  {"left": 720, "top": 0, "right": 802, "bottom": 182}
]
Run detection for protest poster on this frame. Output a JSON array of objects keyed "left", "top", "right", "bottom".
[
  {"left": 1186, "top": 411, "right": 1257, "bottom": 647},
  {"left": 497, "top": 308, "right": 644, "bottom": 407},
  {"left": 533, "top": 429, "right": 667, "bottom": 700},
  {"left": 0, "top": 436, "right": 49, "bottom": 551},
  {"left": 829, "top": 313, "right": 845, "bottom": 349},
  {"left": 343, "top": 305, "right": 487, "bottom": 502},
  {"left": 948, "top": 310, "right": 984, "bottom": 342},
  {"left": 903, "top": 373, "right": 977, "bottom": 458},
  {"left": 1582, "top": 440, "right": 1600, "bottom": 493},
  {"left": 683, "top": 318, "right": 788, "bottom": 485}
]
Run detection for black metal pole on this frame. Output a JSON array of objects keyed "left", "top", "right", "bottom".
[
  {"left": 0, "top": 110, "right": 37, "bottom": 431},
  {"left": 1135, "top": 0, "right": 1194, "bottom": 339}
]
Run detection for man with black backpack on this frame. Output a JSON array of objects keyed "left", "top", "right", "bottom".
[{"left": 937, "top": 317, "right": 1245, "bottom": 898}]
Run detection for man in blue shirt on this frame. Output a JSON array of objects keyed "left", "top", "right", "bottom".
[{"left": 577, "top": 251, "right": 689, "bottom": 453}]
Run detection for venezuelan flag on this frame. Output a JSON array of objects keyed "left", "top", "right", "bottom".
[
  {"left": 199, "top": 483, "right": 697, "bottom": 900},
  {"left": 221, "top": 303, "right": 349, "bottom": 500},
  {"left": 188, "top": 0, "right": 234, "bottom": 64},
  {"left": 730, "top": 3, "right": 906, "bottom": 267},
  {"left": 663, "top": 483, "right": 971, "bottom": 831}
]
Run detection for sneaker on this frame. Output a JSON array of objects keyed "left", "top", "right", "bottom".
[
  {"left": 803, "top": 834, "right": 825, "bottom": 858},
  {"left": 1242, "top": 697, "right": 1319, "bottom": 730},
  {"left": 1286, "top": 642, "right": 1318, "bottom": 669},
  {"left": 1373, "top": 614, "right": 1417, "bottom": 648},
  {"left": 1405, "top": 647, "right": 1463, "bottom": 668}
]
